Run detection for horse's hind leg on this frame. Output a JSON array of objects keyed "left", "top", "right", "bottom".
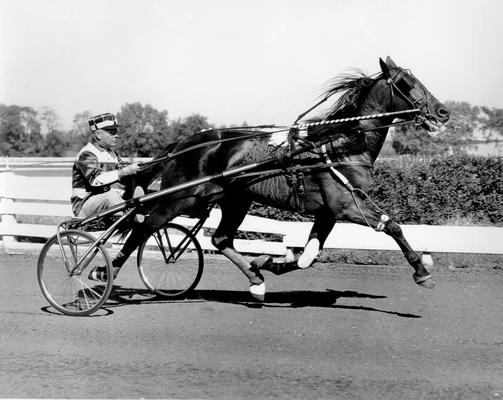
[
  {"left": 298, "top": 209, "right": 337, "bottom": 267},
  {"left": 260, "top": 209, "right": 336, "bottom": 275},
  {"left": 111, "top": 207, "right": 177, "bottom": 276},
  {"left": 212, "top": 197, "right": 266, "bottom": 300},
  {"left": 109, "top": 223, "right": 152, "bottom": 277}
]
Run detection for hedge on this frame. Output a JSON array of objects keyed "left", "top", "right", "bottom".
[{"left": 249, "top": 155, "right": 503, "bottom": 226}]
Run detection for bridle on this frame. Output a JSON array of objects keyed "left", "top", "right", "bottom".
[{"left": 386, "top": 67, "right": 433, "bottom": 126}]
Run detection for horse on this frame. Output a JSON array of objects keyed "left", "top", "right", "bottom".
[{"left": 112, "top": 56, "right": 451, "bottom": 301}]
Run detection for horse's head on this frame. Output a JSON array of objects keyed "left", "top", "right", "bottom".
[{"left": 379, "top": 56, "right": 450, "bottom": 131}]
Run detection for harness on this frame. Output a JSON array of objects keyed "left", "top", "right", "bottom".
[{"left": 138, "top": 66, "right": 435, "bottom": 228}]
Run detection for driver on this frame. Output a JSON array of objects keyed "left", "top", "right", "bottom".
[
  {"left": 71, "top": 112, "right": 141, "bottom": 217},
  {"left": 71, "top": 112, "right": 142, "bottom": 282}
]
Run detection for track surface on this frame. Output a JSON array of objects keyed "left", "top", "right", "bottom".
[{"left": 1, "top": 253, "right": 502, "bottom": 399}]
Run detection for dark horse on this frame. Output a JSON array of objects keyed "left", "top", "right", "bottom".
[{"left": 114, "top": 57, "right": 450, "bottom": 300}]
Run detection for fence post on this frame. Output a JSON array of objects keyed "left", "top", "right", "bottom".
[{"left": 0, "top": 169, "right": 18, "bottom": 252}]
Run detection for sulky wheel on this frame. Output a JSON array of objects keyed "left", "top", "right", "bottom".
[
  {"left": 37, "top": 230, "right": 114, "bottom": 316},
  {"left": 137, "top": 223, "right": 204, "bottom": 298}
]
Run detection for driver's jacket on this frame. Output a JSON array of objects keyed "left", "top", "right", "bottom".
[{"left": 71, "top": 141, "right": 125, "bottom": 215}]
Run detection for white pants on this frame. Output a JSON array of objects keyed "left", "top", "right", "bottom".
[{"left": 77, "top": 190, "right": 124, "bottom": 218}]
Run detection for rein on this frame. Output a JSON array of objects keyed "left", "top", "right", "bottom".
[
  {"left": 291, "top": 108, "right": 419, "bottom": 130},
  {"left": 138, "top": 129, "right": 282, "bottom": 171},
  {"left": 137, "top": 108, "right": 421, "bottom": 172}
]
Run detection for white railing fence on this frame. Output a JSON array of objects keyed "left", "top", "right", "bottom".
[{"left": 1, "top": 157, "right": 502, "bottom": 264}]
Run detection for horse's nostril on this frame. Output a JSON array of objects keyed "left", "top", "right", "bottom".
[{"left": 437, "top": 107, "right": 451, "bottom": 118}]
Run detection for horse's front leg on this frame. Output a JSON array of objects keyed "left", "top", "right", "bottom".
[
  {"left": 338, "top": 195, "right": 434, "bottom": 289},
  {"left": 212, "top": 197, "right": 266, "bottom": 300},
  {"left": 379, "top": 216, "right": 434, "bottom": 288}
]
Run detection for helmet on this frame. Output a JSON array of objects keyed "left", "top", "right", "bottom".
[{"left": 88, "top": 113, "right": 121, "bottom": 133}]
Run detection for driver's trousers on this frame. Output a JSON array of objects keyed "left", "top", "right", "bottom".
[{"left": 76, "top": 189, "right": 124, "bottom": 218}]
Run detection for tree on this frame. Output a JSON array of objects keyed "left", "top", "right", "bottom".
[
  {"left": 440, "top": 101, "right": 479, "bottom": 150},
  {"left": 68, "top": 111, "right": 93, "bottom": 153},
  {"left": 169, "top": 114, "right": 213, "bottom": 143},
  {"left": 37, "top": 106, "right": 61, "bottom": 135},
  {"left": 20, "top": 107, "right": 45, "bottom": 155},
  {"left": 480, "top": 106, "right": 503, "bottom": 139},
  {"left": 0, "top": 104, "right": 38, "bottom": 156},
  {"left": 40, "top": 130, "right": 69, "bottom": 156},
  {"left": 24, "top": 130, "right": 46, "bottom": 155},
  {"left": 20, "top": 107, "right": 41, "bottom": 136},
  {"left": 116, "top": 103, "right": 170, "bottom": 157}
]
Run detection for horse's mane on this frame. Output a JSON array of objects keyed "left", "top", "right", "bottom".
[{"left": 321, "top": 70, "right": 382, "bottom": 119}]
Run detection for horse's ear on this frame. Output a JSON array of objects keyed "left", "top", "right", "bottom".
[
  {"left": 380, "top": 57, "right": 390, "bottom": 77},
  {"left": 385, "top": 56, "right": 398, "bottom": 69}
]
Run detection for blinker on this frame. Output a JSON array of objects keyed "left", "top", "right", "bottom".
[{"left": 394, "top": 74, "right": 414, "bottom": 94}]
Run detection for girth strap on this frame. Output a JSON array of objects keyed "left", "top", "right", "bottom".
[{"left": 320, "top": 144, "right": 354, "bottom": 190}]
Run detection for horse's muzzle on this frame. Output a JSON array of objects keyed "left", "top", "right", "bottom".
[{"left": 420, "top": 106, "right": 451, "bottom": 132}]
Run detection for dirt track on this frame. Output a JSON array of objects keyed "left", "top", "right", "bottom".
[{"left": 1, "top": 253, "right": 502, "bottom": 399}]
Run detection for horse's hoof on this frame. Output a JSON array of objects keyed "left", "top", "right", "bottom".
[
  {"left": 249, "top": 282, "right": 266, "bottom": 301},
  {"left": 413, "top": 273, "right": 435, "bottom": 289}
]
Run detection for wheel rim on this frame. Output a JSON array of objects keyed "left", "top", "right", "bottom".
[{"left": 38, "top": 231, "right": 113, "bottom": 316}]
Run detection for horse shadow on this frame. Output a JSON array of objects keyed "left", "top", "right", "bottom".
[{"left": 104, "top": 286, "right": 421, "bottom": 319}]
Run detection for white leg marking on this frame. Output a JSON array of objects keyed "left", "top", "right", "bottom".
[
  {"left": 297, "top": 238, "right": 320, "bottom": 269},
  {"left": 284, "top": 248, "right": 295, "bottom": 262},
  {"left": 249, "top": 282, "right": 266, "bottom": 301}
]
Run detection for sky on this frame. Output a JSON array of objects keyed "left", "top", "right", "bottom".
[{"left": 1, "top": 0, "right": 503, "bottom": 131}]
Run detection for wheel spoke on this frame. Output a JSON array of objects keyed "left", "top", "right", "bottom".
[
  {"left": 154, "top": 230, "right": 170, "bottom": 262},
  {"left": 137, "top": 223, "right": 204, "bottom": 298}
]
